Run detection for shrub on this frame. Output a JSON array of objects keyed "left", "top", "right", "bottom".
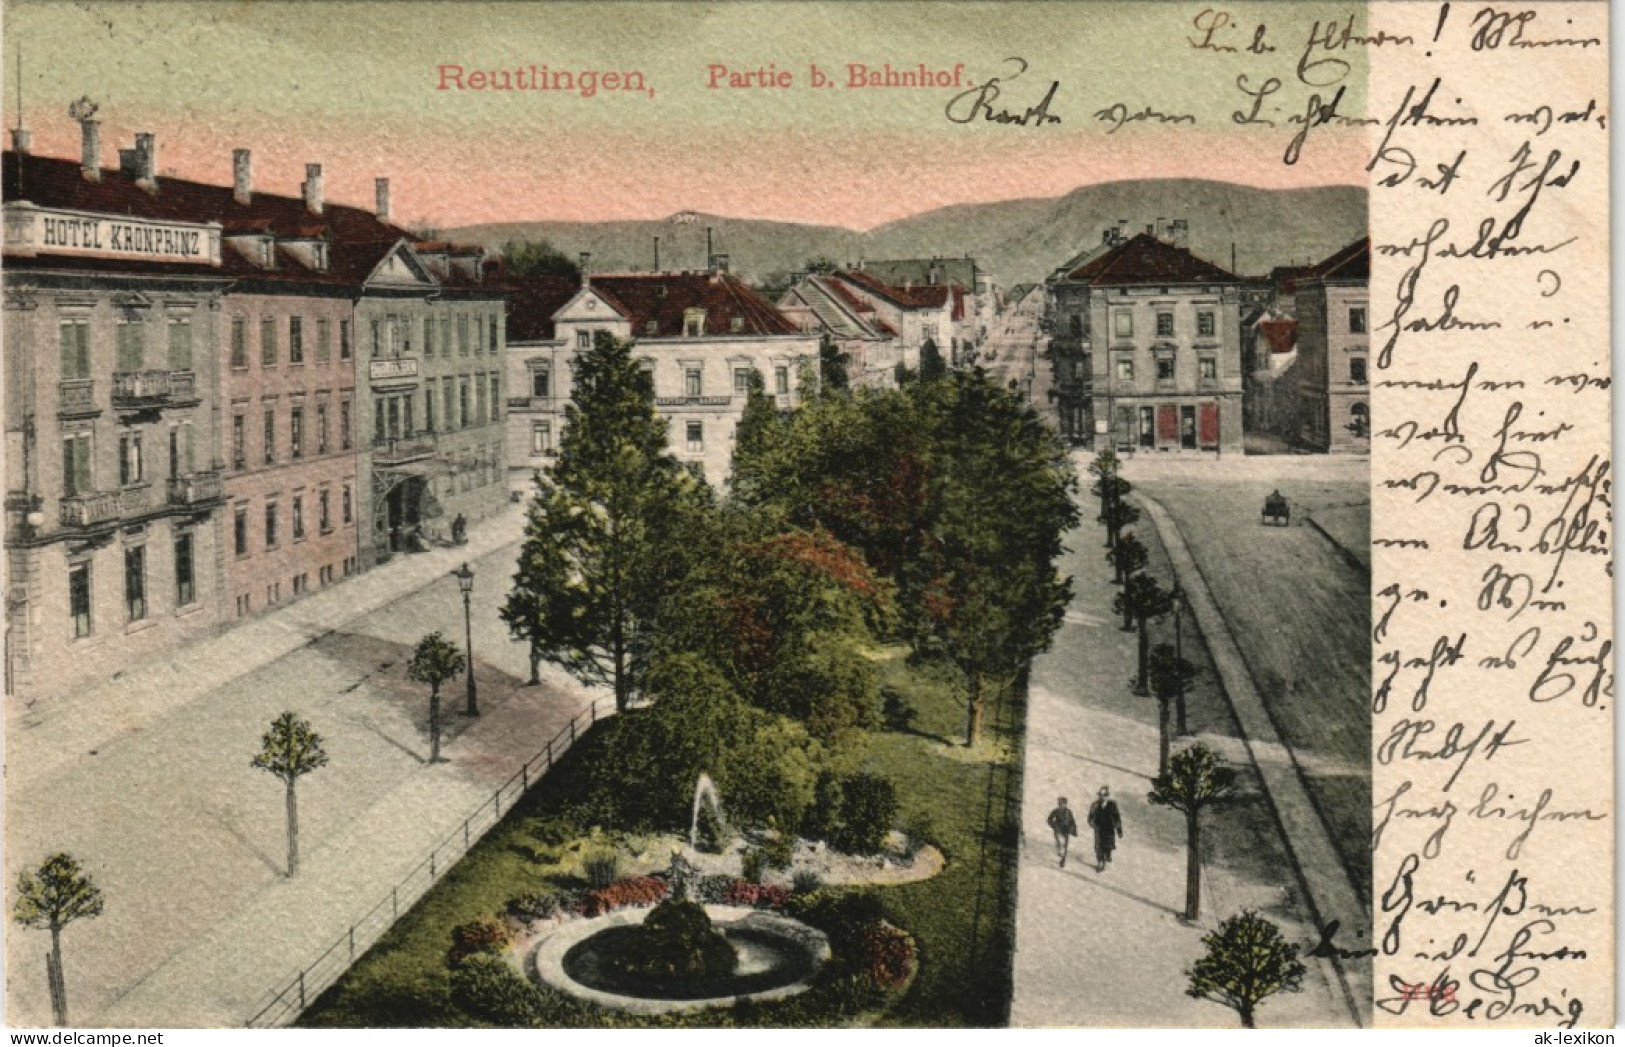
[
  {"left": 583, "top": 851, "right": 620, "bottom": 889},
  {"left": 506, "top": 892, "right": 560, "bottom": 925},
  {"left": 859, "top": 922, "right": 916, "bottom": 990},
  {"left": 901, "top": 812, "right": 939, "bottom": 858},
  {"left": 791, "top": 869, "right": 823, "bottom": 894},
  {"left": 720, "top": 879, "right": 791, "bottom": 909},
  {"left": 763, "top": 832, "right": 796, "bottom": 871},
  {"left": 692, "top": 874, "right": 733, "bottom": 904},
  {"left": 804, "top": 771, "right": 844, "bottom": 842},
  {"left": 832, "top": 773, "right": 899, "bottom": 856},
  {"left": 881, "top": 685, "right": 917, "bottom": 731},
  {"left": 741, "top": 848, "right": 767, "bottom": 884},
  {"left": 694, "top": 805, "right": 728, "bottom": 854},
  {"left": 610, "top": 897, "right": 737, "bottom": 980},
  {"left": 449, "top": 954, "right": 588, "bottom": 1028},
  {"left": 447, "top": 918, "right": 513, "bottom": 967},
  {"left": 578, "top": 875, "right": 669, "bottom": 917}
]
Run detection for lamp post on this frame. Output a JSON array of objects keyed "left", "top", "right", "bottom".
[
  {"left": 453, "top": 562, "right": 478, "bottom": 717},
  {"left": 1170, "top": 581, "right": 1188, "bottom": 734}
]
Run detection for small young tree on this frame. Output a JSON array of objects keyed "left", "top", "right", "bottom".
[
  {"left": 818, "top": 333, "right": 851, "bottom": 393},
  {"left": 1149, "top": 743, "right": 1236, "bottom": 921},
  {"left": 1099, "top": 481, "right": 1139, "bottom": 550},
  {"left": 1147, "top": 644, "right": 1199, "bottom": 776},
  {"left": 1107, "top": 531, "right": 1149, "bottom": 586},
  {"left": 1113, "top": 572, "right": 1173, "bottom": 694},
  {"left": 408, "top": 632, "right": 465, "bottom": 764},
  {"left": 251, "top": 712, "right": 330, "bottom": 877},
  {"left": 1087, "top": 447, "right": 1120, "bottom": 523},
  {"left": 13, "top": 853, "right": 104, "bottom": 1025},
  {"left": 919, "top": 337, "right": 947, "bottom": 381},
  {"left": 1186, "top": 909, "right": 1306, "bottom": 1027}
]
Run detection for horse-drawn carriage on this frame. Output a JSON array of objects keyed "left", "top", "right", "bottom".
[{"left": 1261, "top": 490, "right": 1290, "bottom": 526}]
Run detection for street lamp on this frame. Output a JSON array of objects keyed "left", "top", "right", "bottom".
[
  {"left": 1170, "top": 581, "right": 1188, "bottom": 735},
  {"left": 453, "top": 562, "right": 479, "bottom": 717}
]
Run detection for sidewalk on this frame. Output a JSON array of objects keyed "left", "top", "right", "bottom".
[
  {"left": 1011, "top": 499, "right": 1358, "bottom": 1028},
  {"left": 6, "top": 506, "right": 606, "bottom": 1027}
]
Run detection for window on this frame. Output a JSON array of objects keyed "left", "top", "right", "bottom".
[
  {"left": 734, "top": 368, "right": 752, "bottom": 395},
  {"left": 645, "top": 320, "right": 658, "bottom": 336},
  {"left": 1349, "top": 307, "right": 1367, "bottom": 334},
  {"left": 124, "top": 545, "right": 147, "bottom": 622},
  {"left": 1199, "top": 357, "right": 1218, "bottom": 380},
  {"left": 474, "top": 316, "right": 484, "bottom": 354},
  {"left": 69, "top": 562, "right": 91, "bottom": 638},
  {"left": 375, "top": 400, "right": 387, "bottom": 444},
  {"left": 425, "top": 387, "right": 437, "bottom": 432},
  {"left": 60, "top": 319, "right": 91, "bottom": 378},
  {"left": 490, "top": 376, "right": 501, "bottom": 420},
  {"left": 289, "top": 316, "right": 304, "bottom": 364},
  {"left": 1350, "top": 401, "right": 1369, "bottom": 437},
  {"left": 265, "top": 502, "right": 278, "bottom": 548},
  {"left": 232, "top": 414, "right": 246, "bottom": 470},
  {"left": 316, "top": 318, "right": 331, "bottom": 363},
  {"left": 237, "top": 593, "right": 251, "bottom": 617},
  {"left": 339, "top": 320, "right": 352, "bottom": 360},
  {"left": 174, "top": 533, "right": 195, "bottom": 607},
  {"left": 293, "top": 573, "right": 306, "bottom": 596},
  {"left": 490, "top": 317, "right": 500, "bottom": 353},
  {"left": 685, "top": 368, "right": 702, "bottom": 397},
  {"left": 292, "top": 494, "right": 305, "bottom": 540},
  {"left": 442, "top": 377, "right": 455, "bottom": 429},
  {"left": 1069, "top": 314, "right": 1084, "bottom": 337},
  {"left": 119, "top": 431, "right": 144, "bottom": 486},
  {"left": 1351, "top": 356, "right": 1368, "bottom": 383},
  {"left": 319, "top": 489, "right": 331, "bottom": 533},
  {"left": 317, "top": 403, "right": 329, "bottom": 453},
  {"left": 459, "top": 379, "right": 470, "bottom": 427},
  {"left": 234, "top": 506, "right": 248, "bottom": 556},
  {"left": 458, "top": 314, "right": 470, "bottom": 354},
  {"left": 1115, "top": 357, "right": 1134, "bottom": 381},
  {"left": 290, "top": 407, "right": 304, "bottom": 458},
  {"left": 404, "top": 395, "right": 415, "bottom": 436},
  {"left": 1156, "top": 357, "right": 1175, "bottom": 381},
  {"left": 370, "top": 319, "right": 382, "bottom": 358},
  {"left": 1113, "top": 310, "right": 1133, "bottom": 339},
  {"left": 476, "top": 375, "right": 488, "bottom": 424},
  {"left": 774, "top": 366, "right": 789, "bottom": 394},
  {"left": 1198, "top": 311, "right": 1215, "bottom": 338},
  {"left": 261, "top": 317, "right": 277, "bottom": 367},
  {"left": 441, "top": 316, "right": 451, "bottom": 355},
  {"left": 116, "top": 318, "right": 146, "bottom": 372},
  {"left": 167, "top": 316, "right": 193, "bottom": 371},
  {"left": 342, "top": 484, "right": 353, "bottom": 525},
  {"left": 230, "top": 318, "right": 248, "bottom": 369},
  {"left": 425, "top": 316, "right": 436, "bottom": 357},
  {"left": 686, "top": 420, "right": 703, "bottom": 452},
  {"left": 62, "top": 432, "right": 92, "bottom": 496},
  {"left": 532, "top": 368, "right": 550, "bottom": 398},
  {"left": 168, "top": 423, "right": 194, "bottom": 477},
  {"left": 531, "top": 420, "right": 552, "bottom": 456},
  {"left": 339, "top": 400, "right": 352, "bottom": 450},
  {"left": 576, "top": 329, "right": 590, "bottom": 350},
  {"left": 1156, "top": 312, "right": 1174, "bottom": 337},
  {"left": 263, "top": 408, "right": 276, "bottom": 464}
]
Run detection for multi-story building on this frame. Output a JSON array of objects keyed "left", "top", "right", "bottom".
[
  {"left": 506, "top": 263, "right": 819, "bottom": 487},
  {"left": 775, "top": 273, "right": 896, "bottom": 388},
  {"left": 845, "top": 256, "right": 997, "bottom": 349},
  {"left": 1294, "top": 238, "right": 1370, "bottom": 453},
  {"left": 1045, "top": 227, "right": 1245, "bottom": 453},
  {"left": 3, "top": 113, "right": 507, "bottom": 697}
]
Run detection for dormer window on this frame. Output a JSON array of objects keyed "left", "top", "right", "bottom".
[
  {"left": 729, "top": 317, "right": 744, "bottom": 333},
  {"left": 683, "top": 308, "right": 706, "bottom": 338}
]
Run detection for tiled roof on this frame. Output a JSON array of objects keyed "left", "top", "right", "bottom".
[
  {"left": 834, "top": 268, "right": 952, "bottom": 310},
  {"left": 1309, "top": 237, "right": 1369, "bottom": 282},
  {"left": 858, "top": 257, "right": 980, "bottom": 291},
  {"left": 789, "top": 276, "right": 890, "bottom": 340},
  {"left": 1064, "top": 233, "right": 1239, "bottom": 286},
  {"left": 3, "top": 150, "right": 493, "bottom": 294},
  {"left": 584, "top": 272, "right": 802, "bottom": 338},
  {"left": 504, "top": 275, "right": 582, "bottom": 342}
]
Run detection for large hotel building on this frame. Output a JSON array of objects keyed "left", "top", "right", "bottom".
[{"left": 3, "top": 115, "right": 507, "bottom": 701}]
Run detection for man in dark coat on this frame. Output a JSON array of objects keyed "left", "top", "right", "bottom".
[
  {"left": 1087, "top": 785, "right": 1123, "bottom": 872},
  {"left": 1045, "top": 797, "right": 1078, "bottom": 867}
]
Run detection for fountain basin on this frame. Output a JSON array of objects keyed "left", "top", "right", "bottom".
[{"left": 531, "top": 905, "right": 830, "bottom": 1014}]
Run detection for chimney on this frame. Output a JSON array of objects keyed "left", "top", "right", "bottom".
[
  {"left": 710, "top": 253, "right": 729, "bottom": 274},
  {"left": 578, "top": 252, "right": 591, "bottom": 285},
  {"left": 1171, "top": 218, "right": 1190, "bottom": 250},
  {"left": 374, "top": 177, "right": 391, "bottom": 221},
  {"left": 653, "top": 236, "right": 660, "bottom": 272},
  {"left": 135, "top": 132, "right": 157, "bottom": 189},
  {"left": 302, "top": 163, "right": 324, "bottom": 215},
  {"left": 10, "top": 127, "right": 29, "bottom": 154},
  {"left": 79, "top": 119, "right": 101, "bottom": 181},
  {"left": 233, "top": 149, "right": 252, "bottom": 205}
]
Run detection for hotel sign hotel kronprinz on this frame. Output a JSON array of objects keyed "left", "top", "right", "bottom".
[{"left": 3, "top": 201, "right": 223, "bottom": 265}]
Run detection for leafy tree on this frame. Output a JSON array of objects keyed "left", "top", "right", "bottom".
[
  {"left": 1186, "top": 909, "right": 1305, "bottom": 1027},
  {"left": 1107, "top": 531, "right": 1149, "bottom": 585},
  {"left": 803, "top": 255, "right": 839, "bottom": 274},
  {"left": 251, "top": 712, "right": 330, "bottom": 876},
  {"left": 1113, "top": 572, "right": 1173, "bottom": 695},
  {"left": 501, "top": 332, "right": 709, "bottom": 711},
  {"left": 1149, "top": 743, "right": 1236, "bottom": 921},
  {"left": 1147, "top": 644, "right": 1199, "bottom": 777},
  {"left": 728, "top": 369, "right": 782, "bottom": 504},
  {"left": 14, "top": 853, "right": 104, "bottom": 1025},
  {"left": 1087, "top": 448, "right": 1121, "bottom": 516},
  {"left": 1099, "top": 477, "right": 1138, "bottom": 550},
  {"left": 818, "top": 333, "right": 851, "bottom": 393},
  {"left": 500, "top": 238, "right": 581, "bottom": 279},
  {"left": 919, "top": 338, "right": 947, "bottom": 381},
  {"left": 407, "top": 632, "right": 465, "bottom": 763}
]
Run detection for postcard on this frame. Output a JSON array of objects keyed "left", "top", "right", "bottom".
[{"left": 1, "top": 0, "right": 1609, "bottom": 1032}]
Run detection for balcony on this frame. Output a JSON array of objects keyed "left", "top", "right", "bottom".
[
  {"left": 58, "top": 379, "right": 99, "bottom": 419},
  {"left": 167, "top": 471, "right": 223, "bottom": 507},
  {"left": 369, "top": 358, "right": 419, "bottom": 383},
  {"left": 59, "top": 486, "right": 153, "bottom": 530},
  {"left": 112, "top": 370, "right": 198, "bottom": 409},
  {"left": 375, "top": 434, "right": 436, "bottom": 466}
]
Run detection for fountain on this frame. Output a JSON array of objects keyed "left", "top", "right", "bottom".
[{"left": 689, "top": 773, "right": 727, "bottom": 851}]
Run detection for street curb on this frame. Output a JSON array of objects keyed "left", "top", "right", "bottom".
[
  {"left": 1304, "top": 513, "right": 1370, "bottom": 578},
  {"left": 1134, "top": 492, "right": 1371, "bottom": 1030}
]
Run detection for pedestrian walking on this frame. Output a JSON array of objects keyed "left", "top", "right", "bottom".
[
  {"left": 1087, "top": 786, "right": 1123, "bottom": 872},
  {"left": 1046, "top": 797, "right": 1078, "bottom": 867}
]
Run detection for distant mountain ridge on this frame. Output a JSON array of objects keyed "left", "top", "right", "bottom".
[{"left": 445, "top": 179, "right": 1367, "bottom": 289}]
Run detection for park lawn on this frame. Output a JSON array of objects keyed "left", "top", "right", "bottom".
[{"left": 301, "top": 646, "right": 1025, "bottom": 1028}]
